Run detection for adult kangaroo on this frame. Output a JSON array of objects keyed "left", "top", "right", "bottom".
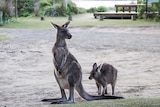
[
  {"left": 89, "top": 63, "right": 117, "bottom": 96},
  {"left": 42, "top": 22, "right": 123, "bottom": 104}
]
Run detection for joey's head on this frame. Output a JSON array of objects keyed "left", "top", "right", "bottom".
[
  {"left": 89, "top": 63, "right": 100, "bottom": 80},
  {"left": 51, "top": 21, "right": 72, "bottom": 39}
]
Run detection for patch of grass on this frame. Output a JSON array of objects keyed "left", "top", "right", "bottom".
[
  {"left": 51, "top": 98, "right": 160, "bottom": 107},
  {"left": 0, "top": 34, "right": 10, "bottom": 42},
  {"left": 1, "top": 13, "right": 160, "bottom": 29},
  {"left": 2, "top": 16, "right": 70, "bottom": 29}
]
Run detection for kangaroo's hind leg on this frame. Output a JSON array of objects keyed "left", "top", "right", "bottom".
[
  {"left": 51, "top": 75, "right": 75, "bottom": 104},
  {"left": 111, "top": 81, "right": 116, "bottom": 95},
  {"left": 42, "top": 71, "right": 67, "bottom": 102},
  {"left": 102, "top": 82, "right": 108, "bottom": 96},
  {"left": 96, "top": 82, "right": 101, "bottom": 95}
]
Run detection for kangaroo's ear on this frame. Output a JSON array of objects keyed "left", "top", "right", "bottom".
[
  {"left": 62, "top": 21, "right": 70, "bottom": 28},
  {"left": 93, "top": 63, "right": 97, "bottom": 70},
  {"left": 50, "top": 22, "right": 60, "bottom": 29}
]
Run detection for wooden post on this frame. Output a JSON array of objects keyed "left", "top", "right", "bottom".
[
  {"left": 15, "top": 0, "right": 18, "bottom": 19},
  {"left": 129, "top": 6, "right": 131, "bottom": 13},
  {"left": 116, "top": 6, "right": 118, "bottom": 13},
  {"left": 123, "top": 6, "right": 125, "bottom": 12},
  {"left": 146, "top": 0, "right": 148, "bottom": 20},
  {"left": 135, "top": 6, "right": 137, "bottom": 12}
]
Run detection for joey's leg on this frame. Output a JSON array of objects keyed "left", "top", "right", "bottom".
[
  {"left": 102, "top": 83, "right": 108, "bottom": 96},
  {"left": 96, "top": 82, "right": 101, "bottom": 95},
  {"left": 111, "top": 83, "right": 115, "bottom": 95}
]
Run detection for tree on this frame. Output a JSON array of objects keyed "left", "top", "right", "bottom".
[
  {"left": 0, "top": 0, "right": 13, "bottom": 21},
  {"left": 17, "top": 0, "right": 34, "bottom": 17},
  {"left": 38, "top": 0, "right": 73, "bottom": 16}
]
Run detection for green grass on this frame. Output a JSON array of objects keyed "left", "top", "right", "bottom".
[
  {"left": 50, "top": 98, "right": 160, "bottom": 107},
  {"left": 1, "top": 13, "right": 160, "bottom": 29},
  {"left": 0, "top": 34, "right": 10, "bottom": 42}
]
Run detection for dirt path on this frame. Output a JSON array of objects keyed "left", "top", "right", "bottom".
[{"left": 0, "top": 27, "right": 160, "bottom": 107}]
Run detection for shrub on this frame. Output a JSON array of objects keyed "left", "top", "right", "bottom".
[
  {"left": 57, "top": 3, "right": 66, "bottom": 16},
  {"left": 38, "top": 0, "right": 86, "bottom": 17},
  {"left": 152, "top": 2, "right": 160, "bottom": 21},
  {"left": 47, "top": 3, "right": 66, "bottom": 16},
  {"left": 138, "top": 2, "right": 160, "bottom": 21},
  {"left": 17, "top": 0, "right": 34, "bottom": 17},
  {"left": 78, "top": 7, "right": 86, "bottom": 14},
  {"left": 138, "top": 5, "right": 146, "bottom": 19},
  {"left": 87, "top": 7, "right": 96, "bottom": 13},
  {"left": 67, "top": 2, "right": 78, "bottom": 15},
  {"left": 96, "top": 6, "right": 108, "bottom": 12},
  {"left": 38, "top": 0, "right": 51, "bottom": 8}
]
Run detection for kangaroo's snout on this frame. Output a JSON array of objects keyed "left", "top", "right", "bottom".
[
  {"left": 89, "top": 76, "right": 92, "bottom": 80},
  {"left": 66, "top": 31, "right": 72, "bottom": 39},
  {"left": 67, "top": 34, "right": 72, "bottom": 39},
  {"left": 58, "top": 70, "right": 62, "bottom": 75}
]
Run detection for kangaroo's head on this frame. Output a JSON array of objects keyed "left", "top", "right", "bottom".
[
  {"left": 51, "top": 21, "right": 72, "bottom": 39},
  {"left": 89, "top": 63, "right": 101, "bottom": 80}
]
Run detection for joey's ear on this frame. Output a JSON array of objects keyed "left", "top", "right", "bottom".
[
  {"left": 62, "top": 21, "right": 70, "bottom": 28},
  {"left": 50, "top": 22, "right": 60, "bottom": 29},
  {"left": 93, "top": 63, "right": 97, "bottom": 70}
]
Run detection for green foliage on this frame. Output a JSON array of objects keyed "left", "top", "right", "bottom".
[
  {"left": 152, "top": 2, "right": 160, "bottom": 21},
  {"left": 38, "top": 0, "right": 51, "bottom": 8},
  {"left": 138, "top": 5, "right": 146, "bottom": 19},
  {"left": 57, "top": 3, "right": 66, "bottom": 16},
  {"left": 96, "top": 6, "right": 108, "bottom": 12},
  {"left": 38, "top": 0, "right": 84, "bottom": 16},
  {"left": 67, "top": 2, "right": 78, "bottom": 15},
  {"left": 117, "top": 7, "right": 123, "bottom": 12},
  {"left": 38, "top": 0, "right": 52, "bottom": 16},
  {"left": 86, "top": 7, "right": 96, "bottom": 13},
  {"left": 38, "top": 0, "right": 67, "bottom": 16},
  {"left": 138, "top": 1, "right": 160, "bottom": 21},
  {"left": 87, "top": 7, "right": 114, "bottom": 13},
  {"left": 17, "top": 0, "right": 34, "bottom": 17},
  {"left": 78, "top": 7, "right": 86, "bottom": 14},
  {"left": 137, "top": 0, "right": 145, "bottom": 4}
]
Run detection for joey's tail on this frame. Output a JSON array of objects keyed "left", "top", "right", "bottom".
[{"left": 76, "top": 82, "right": 123, "bottom": 101}]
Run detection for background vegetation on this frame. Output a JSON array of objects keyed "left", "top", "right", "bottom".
[
  {"left": 1, "top": 13, "right": 159, "bottom": 29},
  {"left": 0, "top": 0, "right": 160, "bottom": 25}
]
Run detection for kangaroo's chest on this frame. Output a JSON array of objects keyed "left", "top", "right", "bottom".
[
  {"left": 53, "top": 47, "right": 69, "bottom": 67},
  {"left": 54, "top": 47, "right": 67, "bottom": 61},
  {"left": 53, "top": 47, "right": 70, "bottom": 89}
]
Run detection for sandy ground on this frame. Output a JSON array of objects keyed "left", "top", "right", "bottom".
[{"left": 0, "top": 26, "right": 160, "bottom": 107}]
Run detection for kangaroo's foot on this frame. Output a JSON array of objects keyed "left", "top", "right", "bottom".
[
  {"left": 51, "top": 99, "right": 74, "bottom": 104},
  {"left": 41, "top": 98, "right": 66, "bottom": 102}
]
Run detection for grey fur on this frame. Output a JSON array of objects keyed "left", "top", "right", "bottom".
[
  {"left": 42, "top": 22, "right": 123, "bottom": 104},
  {"left": 89, "top": 63, "right": 117, "bottom": 96}
]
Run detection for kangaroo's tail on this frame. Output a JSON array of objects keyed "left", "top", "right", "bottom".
[{"left": 75, "top": 82, "right": 124, "bottom": 101}]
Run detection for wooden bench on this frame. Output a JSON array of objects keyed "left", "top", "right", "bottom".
[
  {"left": 93, "top": 12, "right": 137, "bottom": 19},
  {"left": 93, "top": 4, "right": 145, "bottom": 20}
]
